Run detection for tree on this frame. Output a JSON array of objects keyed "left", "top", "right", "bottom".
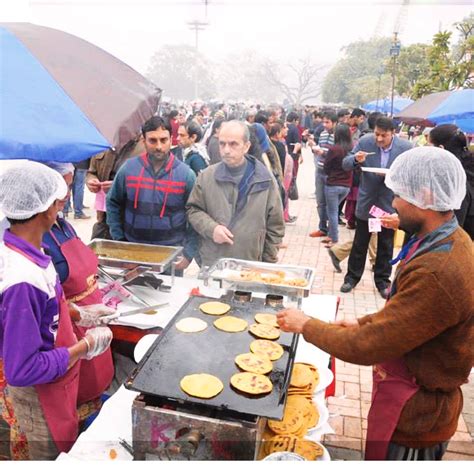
[
  {"left": 216, "top": 50, "right": 280, "bottom": 103},
  {"left": 261, "top": 56, "right": 327, "bottom": 106},
  {"left": 411, "top": 14, "right": 474, "bottom": 98},
  {"left": 389, "top": 43, "right": 431, "bottom": 97},
  {"left": 146, "top": 44, "right": 217, "bottom": 101},
  {"left": 321, "top": 37, "right": 393, "bottom": 105}
]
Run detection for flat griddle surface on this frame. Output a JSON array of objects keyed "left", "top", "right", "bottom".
[{"left": 125, "top": 295, "right": 298, "bottom": 420}]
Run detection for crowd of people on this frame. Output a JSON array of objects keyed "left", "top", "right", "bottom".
[{"left": 0, "top": 99, "right": 473, "bottom": 461}]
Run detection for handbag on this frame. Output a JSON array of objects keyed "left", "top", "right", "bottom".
[{"left": 288, "top": 176, "right": 299, "bottom": 200}]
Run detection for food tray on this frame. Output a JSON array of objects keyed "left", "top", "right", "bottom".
[
  {"left": 89, "top": 239, "right": 183, "bottom": 273},
  {"left": 205, "top": 258, "right": 315, "bottom": 298}
]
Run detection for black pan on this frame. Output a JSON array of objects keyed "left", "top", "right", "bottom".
[{"left": 125, "top": 294, "right": 299, "bottom": 420}]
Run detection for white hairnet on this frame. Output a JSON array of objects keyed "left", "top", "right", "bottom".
[
  {"left": 45, "top": 161, "right": 75, "bottom": 176},
  {"left": 385, "top": 147, "right": 466, "bottom": 211},
  {"left": 0, "top": 161, "right": 68, "bottom": 220}
]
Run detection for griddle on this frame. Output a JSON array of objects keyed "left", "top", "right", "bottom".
[{"left": 125, "top": 294, "right": 299, "bottom": 420}]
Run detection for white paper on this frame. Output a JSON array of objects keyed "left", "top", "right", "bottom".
[{"left": 368, "top": 217, "right": 382, "bottom": 233}]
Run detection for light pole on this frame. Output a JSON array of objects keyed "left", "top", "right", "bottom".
[
  {"left": 389, "top": 32, "right": 401, "bottom": 117},
  {"left": 187, "top": 20, "right": 208, "bottom": 100},
  {"left": 375, "top": 66, "right": 384, "bottom": 112}
]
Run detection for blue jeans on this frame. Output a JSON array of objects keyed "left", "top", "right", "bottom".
[
  {"left": 64, "top": 169, "right": 87, "bottom": 216},
  {"left": 325, "top": 185, "right": 350, "bottom": 242},
  {"left": 315, "top": 167, "right": 328, "bottom": 233}
]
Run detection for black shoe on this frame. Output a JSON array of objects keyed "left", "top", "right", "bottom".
[
  {"left": 338, "top": 217, "right": 345, "bottom": 225},
  {"left": 340, "top": 282, "right": 354, "bottom": 293},
  {"left": 327, "top": 248, "right": 342, "bottom": 273},
  {"left": 377, "top": 286, "right": 390, "bottom": 300}
]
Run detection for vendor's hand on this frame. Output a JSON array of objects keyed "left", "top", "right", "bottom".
[
  {"left": 380, "top": 213, "right": 400, "bottom": 230},
  {"left": 213, "top": 225, "right": 234, "bottom": 245},
  {"left": 71, "top": 303, "right": 117, "bottom": 327},
  {"left": 330, "top": 318, "right": 359, "bottom": 328},
  {"left": 83, "top": 327, "right": 113, "bottom": 360},
  {"left": 100, "top": 180, "right": 113, "bottom": 192},
  {"left": 87, "top": 178, "right": 101, "bottom": 193},
  {"left": 174, "top": 256, "right": 191, "bottom": 271},
  {"left": 276, "top": 308, "right": 311, "bottom": 334},
  {"left": 355, "top": 151, "right": 368, "bottom": 164}
]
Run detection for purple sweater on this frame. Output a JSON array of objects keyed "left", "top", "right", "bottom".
[{"left": 0, "top": 231, "right": 69, "bottom": 386}]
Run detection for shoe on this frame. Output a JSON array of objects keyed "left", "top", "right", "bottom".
[
  {"left": 340, "top": 282, "right": 355, "bottom": 293},
  {"left": 74, "top": 214, "right": 91, "bottom": 220},
  {"left": 327, "top": 249, "right": 342, "bottom": 273},
  {"left": 377, "top": 286, "right": 390, "bottom": 300},
  {"left": 338, "top": 217, "right": 346, "bottom": 225},
  {"left": 309, "top": 230, "right": 327, "bottom": 238},
  {"left": 346, "top": 224, "right": 356, "bottom": 230},
  {"left": 321, "top": 237, "right": 332, "bottom": 243}
]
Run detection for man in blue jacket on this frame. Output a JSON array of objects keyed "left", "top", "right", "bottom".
[
  {"left": 106, "top": 116, "right": 197, "bottom": 272},
  {"left": 340, "top": 116, "right": 412, "bottom": 298}
]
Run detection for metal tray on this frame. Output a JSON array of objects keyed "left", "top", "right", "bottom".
[
  {"left": 125, "top": 294, "right": 299, "bottom": 421},
  {"left": 88, "top": 239, "right": 183, "bottom": 273},
  {"left": 205, "top": 258, "right": 315, "bottom": 298}
]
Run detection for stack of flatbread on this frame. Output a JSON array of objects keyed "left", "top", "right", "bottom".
[{"left": 259, "top": 362, "right": 324, "bottom": 461}]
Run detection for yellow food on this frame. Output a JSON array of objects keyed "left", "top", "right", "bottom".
[
  {"left": 180, "top": 373, "right": 224, "bottom": 399},
  {"left": 214, "top": 316, "right": 248, "bottom": 332},
  {"left": 250, "top": 339, "right": 284, "bottom": 361},
  {"left": 249, "top": 323, "right": 280, "bottom": 340},
  {"left": 238, "top": 270, "right": 308, "bottom": 287},
  {"left": 230, "top": 372, "right": 273, "bottom": 395},
  {"left": 268, "top": 405, "right": 304, "bottom": 435},
  {"left": 294, "top": 439, "right": 324, "bottom": 460},
  {"left": 175, "top": 317, "right": 208, "bottom": 333},
  {"left": 234, "top": 352, "right": 273, "bottom": 375},
  {"left": 290, "top": 363, "right": 313, "bottom": 388},
  {"left": 199, "top": 301, "right": 231, "bottom": 316},
  {"left": 254, "top": 313, "right": 279, "bottom": 327}
]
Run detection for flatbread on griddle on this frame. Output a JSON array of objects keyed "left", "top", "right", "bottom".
[
  {"left": 249, "top": 323, "right": 280, "bottom": 340},
  {"left": 180, "top": 373, "right": 224, "bottom": 399},
  {"left": 175, "top": 317, "right": 208, "bottom": 333},
  {"left": 230, "top": 372, "right": 273, "bottom": 395},
  {"left": 250, "top": 339, "right": 284, "bottom": 361},
  {"left": 214, "top": 316, "right": 248, "bottom": 332},
  {"left": 199, "top": 301, "right": 231, "bottom": 316},
  {"left": 254, "top": 313, "right": 279, "bottom": 327},
  {"left": 235, "top": 352, "right": 273, "bottom": 375}
]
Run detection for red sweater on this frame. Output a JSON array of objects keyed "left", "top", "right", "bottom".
[{"left": 323, "top": 145, "right": 352, "bottom": 187}]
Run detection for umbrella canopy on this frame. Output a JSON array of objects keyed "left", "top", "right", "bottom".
[
  {"left": 0, "top": 23, "right": 161, "bottom": 163},
  {"left": 395, "top": 89, "right": 474, "bottom": 133},
  {"left": 362, "top": 97, "right": 414, "bottom": 115}
]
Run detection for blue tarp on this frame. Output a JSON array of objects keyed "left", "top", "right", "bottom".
[
  {"left": 362, "top": 97, "right": 414, "bottom": 115},
  {"left": 427, "top": 89, "right": 474, "bottom": 134},
  {"left": 0, "top": 27, "right": 110, "bottom": 163}
]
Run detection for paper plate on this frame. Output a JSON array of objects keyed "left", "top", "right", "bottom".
[
  {"left": 361, "top": 167, "right": 388, "bottom": 175},
  {"left": 133, "top": 334, "right": 158, "bottom": 363},
  {"left": 308, "top": 399, "right": 329, "bottom": 433},
  {"left": 315, "top": 366, "right": 334, "bottom": 393},
  {"left": 311, "top": 441, "right": 331, "bottom": 461}
]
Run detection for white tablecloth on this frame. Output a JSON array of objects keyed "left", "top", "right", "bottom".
[{"left": 59, "top": 278, "right": 337, "bottom": 461}]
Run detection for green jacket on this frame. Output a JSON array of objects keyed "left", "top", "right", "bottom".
[{"left": 186, "top": 156, "right": 284, "bottom": 267}]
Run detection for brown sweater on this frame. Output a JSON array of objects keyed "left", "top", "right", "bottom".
[{"left": 303, "top": 227, "right": 474, "bottom": 448}]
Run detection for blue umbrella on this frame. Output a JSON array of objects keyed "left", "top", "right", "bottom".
[
  {"left": 362, "top": 97, "right": 414, "bottom": 115},
  {"left": 0, "top": 23, "right": 161, "bottom": 163},
  {"left": 395, "top": 89, "right": 474, "bottom": 133}
]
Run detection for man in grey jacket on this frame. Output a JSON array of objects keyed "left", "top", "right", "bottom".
[
  {"left": 340, "top": 117, "right": 412, "bottom": 298},
  {"left": 186, "top": 120, "right": 285, "bottom": 268}
]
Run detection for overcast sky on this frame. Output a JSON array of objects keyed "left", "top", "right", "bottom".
[{"left": 1, "top": 0, "right": 472, "bottom": 74}]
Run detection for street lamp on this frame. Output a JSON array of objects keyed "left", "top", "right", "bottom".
[
  {"left": 389, "top": 32, "right": 401, "bottom": 117},
  {"left": 375, "top": 66, "right": 384, "bottom": 112}
]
